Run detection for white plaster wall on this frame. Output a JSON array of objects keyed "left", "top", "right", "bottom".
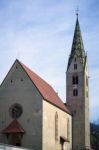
[{"left": 43, "top": 100, "right": 72, "bottom": 150}]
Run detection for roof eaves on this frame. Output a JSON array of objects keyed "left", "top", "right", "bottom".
[{"left": 43, "top": 98, "right": 71, "bottom": 115}]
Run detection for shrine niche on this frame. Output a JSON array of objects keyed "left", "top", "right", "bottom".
[{"left": 2, "top": 119, "right": 25, "bottom": 146}]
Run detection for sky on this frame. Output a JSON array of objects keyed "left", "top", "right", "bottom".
[{"left": 0, "top": 0, "right": 99, "bottom": 121}]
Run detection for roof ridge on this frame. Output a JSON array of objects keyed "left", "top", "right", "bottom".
[{"left": 17, "top": 59, "right": 53, "bottom": 89}]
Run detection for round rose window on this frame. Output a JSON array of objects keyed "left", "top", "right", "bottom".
[{"left": 9, "top": 104, "right": 23, "bottom": 119}]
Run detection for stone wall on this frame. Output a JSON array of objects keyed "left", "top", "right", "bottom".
[
  {"left": 0, "top": 61, "right": 43, "bottom": 150},
  {"left": 67, "top": 57, "right": 90, "bottom": 149}
]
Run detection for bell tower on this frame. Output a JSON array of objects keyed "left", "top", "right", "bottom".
[{"left": 66, "top": 14, "right": 90, "bottom": 150}]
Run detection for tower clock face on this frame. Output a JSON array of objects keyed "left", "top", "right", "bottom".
[{"left": 9, "top": 104, "right": 23, "bottom": 119}]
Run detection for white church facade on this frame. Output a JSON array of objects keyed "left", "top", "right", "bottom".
[{"left": 0, "top": 16, "right": 90, "bottom": 150}]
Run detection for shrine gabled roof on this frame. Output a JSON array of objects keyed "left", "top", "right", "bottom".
[
  {"left": 17, "top": 60, "right": 71, "bottom": 115},
  {"left": 3, "top": 119, "right": 25, "bottom": 134}
]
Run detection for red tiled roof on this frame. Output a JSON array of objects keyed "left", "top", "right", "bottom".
[
  {"left": 18, "top": 60, "right": 71, "bottom": 115},
  {"left": 3, "top": 119, "right": 25, "bottom": 134}
]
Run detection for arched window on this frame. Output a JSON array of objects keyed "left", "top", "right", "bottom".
[
  {"left": 55, "top": 112, "right": 58, "bottom": 141},
  {"left": 73, "top": 89, "right": 78, "bottom": 96},
  {"left": 86, "top": 91, "right": 88, "bottom": 97},
  {"left": 67, "top": 119, "right": 70, "bottom": 140},
  {"left": 86, "top": 77, "right": 88, "bottom": 86},
  {"left": 74, "top": 64, "right": 77, "bottom": 69},
  {"left": 72, "top": 76, "right": 78, "bottom": 84}
]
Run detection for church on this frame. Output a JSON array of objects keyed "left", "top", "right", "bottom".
[{"left": 0, "top": 15, "right": 90, "bottom": 150}]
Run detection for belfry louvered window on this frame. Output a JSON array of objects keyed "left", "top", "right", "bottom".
[
  {"left": 74, "top": 64, "right": 77, "bottom": 69},
  {"left": 72, "top": 76, "right": 78, "bottom": 84},
  {"left": 73, "top": 89, "right": 78, "bottom": 96}
]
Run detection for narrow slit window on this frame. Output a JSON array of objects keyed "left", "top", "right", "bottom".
[
  {"left": 67, "top": 119, "right": 70, "bottom": 140},
  {"left": 55, "top": 112, "right": 58, "bottom": 141},
  {"left": 11, "top": 80, "right": 13, "bottom": 83},
  {"left": 86, "top": 91, "right": 88, "bottom": 97},
  {"left": 86, "top": 77, "right": 88, "bottom": 86}
]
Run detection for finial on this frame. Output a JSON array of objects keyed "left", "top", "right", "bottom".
[{"left": 76, "top": 7, "right": 79, "bottom": 17}]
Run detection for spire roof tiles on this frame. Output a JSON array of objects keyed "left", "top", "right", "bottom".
[{"left": 67, "top": 16, "right": 86, "bottom": 69}]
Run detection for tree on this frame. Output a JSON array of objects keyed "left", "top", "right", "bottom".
[{"left": 90, "top": 122, "right": 99, "bottom": 150}]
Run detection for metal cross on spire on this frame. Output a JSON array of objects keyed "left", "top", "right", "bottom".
[{"left": 76, "top": 7, "right": 79, "bottom": 17}]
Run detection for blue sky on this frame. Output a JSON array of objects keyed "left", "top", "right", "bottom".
[{"left": 0, "top": 0, "right": 99, "bottom": 121}]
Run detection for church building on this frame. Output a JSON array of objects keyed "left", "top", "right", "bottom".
[{"left": 0, "top": 15, "right": 90, "bottom": 150}]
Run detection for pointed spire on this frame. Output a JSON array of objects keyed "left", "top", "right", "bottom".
[{"left": 67, "top": 14, "right": 86, "bottom": 69}]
